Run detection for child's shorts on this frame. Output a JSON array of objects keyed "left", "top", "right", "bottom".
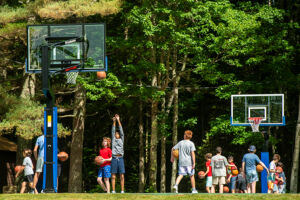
[
  {"left": 178, "top": 166, "right": 194, "bottom": 176},
  {"left": 98, "top": 165, "right": 111, "bottom": 178},
  {"left": 206, "top": 176, "right": 212, "bottom": 187},
  {"left": 273, "top": 184, "right": 279, "bottom": 192},
  {"left": 229, "top": 176, "right": 237, "bottom": 190},
  {"left": 237, "top": 179, "right": 247, "bottom": 191},
  {"left": 246, "top": 170, "right": 258, "bottom": 183},
  {"left": 25, "top": 174, "right": 34, "bottom": 183},
  {"left": 111, "top": 157, "right": 125, "bottom": 174},
  {"left": 212, "top": 176, "right": 226, "bottom": 185}
]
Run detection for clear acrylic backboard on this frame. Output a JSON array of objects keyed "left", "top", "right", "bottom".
[{"left": 230, "top": 94, "right": 285, "bottom": 126}]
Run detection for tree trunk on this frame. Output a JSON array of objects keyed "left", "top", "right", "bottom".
[
  {"left": 68, "top": 84, "right": 86, "bottom": 192},
  {"left": 160, "top": 97, "right": 166, "bottom": 193},
  {"left": 170, "top": 85, "right": 178, "bottom": 190},
  {"left": 149, "top": 100, "right": 158, "bottom": 192},
  {"left": 138, "top": 100, "right": 145, "bottom": 192},
  {"left": 20, "top": 74, "right": 36, "bottom": 99},
  {"left": 17, "top": 73, "right": 36, "bottom": 165},
  {"left": 290, "top": 94, "right": 300, "bottom": 193}
]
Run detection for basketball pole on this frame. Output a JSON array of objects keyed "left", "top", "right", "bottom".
[
  {"left": 41, "top": 45, "right": 58, "bottom": 193},
  {"left": 261, "top": 130, "right": 269, "bottom": 193}
]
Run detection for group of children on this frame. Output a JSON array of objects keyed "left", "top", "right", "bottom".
[
  {"left": 171, "top": 130, "right": 287, "bottom": 194},
  {"left": 96, "top": 114, "right": 125, "bottom": 193},
  {"left": 15, "top": 129, "right": 65, "bottom": 193}
]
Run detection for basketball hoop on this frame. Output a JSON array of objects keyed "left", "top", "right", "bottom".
[
  {"left": 248, "top": 117, "right": 263, "bottom": 132},
  {"left": 66, "top": 72, "right": 78, "bottom": 84}
]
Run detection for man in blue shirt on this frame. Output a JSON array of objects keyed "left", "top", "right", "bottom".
[
  {"left": 242, "top": 145, "right": 268, "bottom": 193},
  {"left": 33, "top": 126, "right": 45, "bottom": 192}
]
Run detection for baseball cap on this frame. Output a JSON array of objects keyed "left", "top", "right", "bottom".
[{"left": 249, "top": 145, "right": 256, "bottom": 152}]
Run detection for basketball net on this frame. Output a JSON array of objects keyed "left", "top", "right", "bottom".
[
  {"left": 248, "top": 117, "right": 262, "bottom": 132},
  {"left": 66, "top": 72, "right": 78, "bottom": 84}
]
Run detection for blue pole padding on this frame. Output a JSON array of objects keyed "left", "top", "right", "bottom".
[
  {"left": 43, "top": 109, "right": 47, "bottom": 190},
  {"left": 53, "top": 107, "right": 58, "bottom": 192},
  {"left": 261, "top": 152, "right": 269, "bottom": 193}
]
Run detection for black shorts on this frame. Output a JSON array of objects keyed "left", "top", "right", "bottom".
[
  {"left": 57, "top": 164, "right": 62, "bottom": 177},
  {"left": 25, "top": 175, "right": 34, "bottom": 183},
  {"left": 237, "top": 180, "right": 247, "bottom": 191}
]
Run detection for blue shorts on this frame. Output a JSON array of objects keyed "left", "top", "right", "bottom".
[
  {"left": 206, "top": 176, "right": 212, "bottom": 187},
  {"left": 246, "top": 170, "right": 258, "bottom": 183},
  {"left": 111, "top": 157, "right": 125, "bottom": 174},
  {"left": 98, "top": 165, "right": 111, "bottom": 178},
  {"left": 229, "top": 176, "right": 237, "bottom": 190}
]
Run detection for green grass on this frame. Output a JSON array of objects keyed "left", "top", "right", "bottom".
[{"left": 1, "top": 193, "right": 300, "bottom": 200}]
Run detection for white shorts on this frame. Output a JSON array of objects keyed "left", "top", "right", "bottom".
[
  {"left": 178, "top": 166, "right": 195, "bottom": 176},
  {"left": 36, "top": 157, "right": 44, "bottom": 173},
  {"left": 212, "top": 176, "right": 226, "bottom": 185}
]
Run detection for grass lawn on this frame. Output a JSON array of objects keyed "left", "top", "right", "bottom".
[{"left": 1, "top": 193, "right": 300, "bottom": 200}]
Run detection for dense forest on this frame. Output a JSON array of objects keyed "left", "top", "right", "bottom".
[{"left": 0, "top": 0, "right": 299, "bottom": 193}]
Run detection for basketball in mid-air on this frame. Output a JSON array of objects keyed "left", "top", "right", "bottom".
[
  {"left": 223, "top": 186, "right": 229, "bottom": 193},
  {"left": 94, "top": 156, "right": 104, "bottom": 166},
  {"left": 14, "top": 165, "right": 22, "bottom": 173},
  {"left": 232, "top": 169, "right": 239, "bottom": 176},
  {"left": 58, "top": 152, "right": 69, "bottom": 162},
  {"left": 97, "top": 71, "right": 106, "bottom": 80},
  {"left": 172, "top": 149, "right": 179, "bottom": 159},
  {"left": 198, "top": 171, "right": 205, "bottom": 179},
  {"left": 256, "top": 164, "right": 264, "bottom": 172}
]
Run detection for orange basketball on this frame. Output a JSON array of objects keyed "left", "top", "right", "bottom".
[
  {"left": 172, "top": 149, "right": 179, "bottom": 159},
  {"left": 256, "top": 164, "right": 264, "bottom": 172},
  {"left": 198, "top": 171, "right": 205, "bottom": 179},
  {"left": 14, "top": 165, "right": 22, "bottom": 173},
  {"left": 97, "top": 71, "right": 106, "bottom": 80},
  {"left": 94, "top": 156, "right": 104, "bottom": 166},
  {"left": 58, "top": 152, "right": 69, "bottom": 162},
  {"left": 232, "top": 169, "right": 239, "bottom": 176},
  {"left": 223, "top": 186, "right": 229, "bottom": 193}
]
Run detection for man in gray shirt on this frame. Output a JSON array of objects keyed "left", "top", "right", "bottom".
[
  {"left": 111, "top": 114, "right": 125, "bottom": 193},
  {"left": 171, "top": 130, "right": 197, "bottom": 193},
  {"left": 211, "top": 146, "right": 230, "bottom": 193}
]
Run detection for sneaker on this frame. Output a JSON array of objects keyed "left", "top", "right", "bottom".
[
  {"left": 192, "top": 189, "right": 198, "bottom": 194},
  {"left": 121, "top": 191, "right": 125, "bottom": 193},
  {"left": 173, "top": 185, "right": 178, "bottom": 193},
  {"left": 112, "top": 191, "right": 116, "bottom": 193}
]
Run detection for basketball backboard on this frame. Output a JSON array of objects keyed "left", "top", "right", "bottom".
[
  {"left": 230, "top": 94, "right": 285, "bottom": 126},
  {"left": 26, "top": 23, "right": 106, "bottom": 73}
]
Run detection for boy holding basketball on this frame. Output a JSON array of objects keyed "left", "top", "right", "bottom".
[
  {"left": 242, "top": 145, "right": 268, "bottom": 193},
  {"left": 204, "top": 153, "right": 212, "bottom": 193},
  {"left": 15, "top": 149, "right": 37, "bottom": 194},
  {"left": 171, "top": 130, "right": 197, "bottom": 194},
  {"left": 111, "top": 114, "right": 125, "bottom": 193},
  {"left": 268, "top": 154, "right": 280, "bottom": 193},
  {"left": 97, "top": 137, "right": 112, "bottom": 193},
  {"left": 227, "top": 156, "right": 237, "bottom": 193}
]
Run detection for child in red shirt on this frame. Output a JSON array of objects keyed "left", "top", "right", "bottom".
[
  {"left": 204, "top": 153, "right": 212, "bottom": 193},
  {"left": 97, "top": 137, "right": 112, "bottom": 193},
  {"left": 227, "top": 156, "right": 237, "bottom": 193}
]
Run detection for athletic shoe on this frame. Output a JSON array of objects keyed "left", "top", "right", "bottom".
[
  {"left": 192, "top": 189, "right": 198, "bottom": 194},
  {"left": 112, "top": 191, "right": 116, "bottom": 193},
  {"left": 121, "top": 191, "right": 125, "bottom": 193},
  {"left": 173, "top": 185, "right": 178, "bottom": 193}
]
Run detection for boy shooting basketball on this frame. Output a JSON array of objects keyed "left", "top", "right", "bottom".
[
  {"left": 171, "top": 130, "right": 197, "bottom": 194},
  {"left": 111, "top": 114, "right": 125, "bottom": 193}
]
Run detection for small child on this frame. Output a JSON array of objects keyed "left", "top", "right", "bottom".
[
  {"left": 97, "top": 137, "right": 112, "bottom": 193},
  {"left": 204, "top": 153, "right": 212, "bottom": 193},
  {"left": 15, "top": 149, "right": 37, "bottom": 194},
  {"left": 236, "top": 168, "right": 247, "bottom": 193},
  {"left": 227, "top": 156, "right": 237, "bottom": 193},
  {"left": 171, "top": 130, "right": 197, "bottom": 194},
  {"left": 268, "top": 154, "right": 280, "bottom": 193},
  {"left": 276, "top": 162, "right": 286, "bottom": 194}
]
